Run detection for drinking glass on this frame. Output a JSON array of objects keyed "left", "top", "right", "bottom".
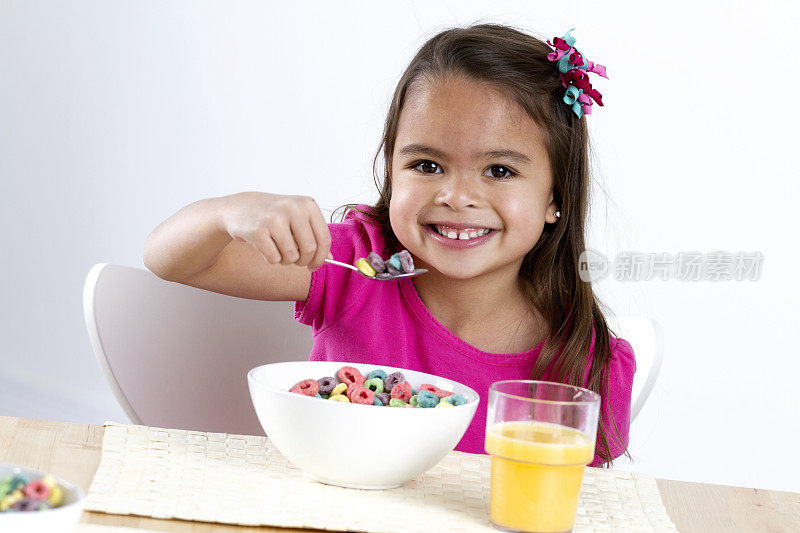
[{"left": 485, "top": 380, "right": 601, "bottom": 533}]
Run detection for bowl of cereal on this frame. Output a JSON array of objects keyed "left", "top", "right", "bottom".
[
  {"left": 0, "top": 463, "right": 85, "bottom": 531},
  {"left": 247, "top": 361, "right": 479, "bottom": 489}
]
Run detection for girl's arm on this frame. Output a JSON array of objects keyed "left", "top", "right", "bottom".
[{"left": 143, "top": 192, "right": 331, "bottom": 301}]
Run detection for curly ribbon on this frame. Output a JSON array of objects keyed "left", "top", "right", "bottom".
[{"left": 546, "top": 28, "right": 608, "bottom": 118}]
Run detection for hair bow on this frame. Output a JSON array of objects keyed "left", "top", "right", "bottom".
[{"left": 546, "top": 29, "right": 608, "bottom": 118}]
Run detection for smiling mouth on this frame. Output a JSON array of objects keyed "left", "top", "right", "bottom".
[{"left": 431, "top": 224, "right": 493, "bottom": 241}]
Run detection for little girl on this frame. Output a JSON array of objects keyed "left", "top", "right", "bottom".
[{"left": 144, "top": 24, "right": 635, "bottom": 467}]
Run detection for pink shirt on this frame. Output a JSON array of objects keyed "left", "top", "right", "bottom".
[{"left": 295, "top": 208, "right": 636, "bottom": 466}]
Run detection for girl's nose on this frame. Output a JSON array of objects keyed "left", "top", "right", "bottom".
[{"left": 434, "top": 173, "right": 479, "bottom": 210}]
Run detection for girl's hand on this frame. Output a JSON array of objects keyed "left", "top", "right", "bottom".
[{"left": 220, "top": 192, "right": 332, "bottom": 271}]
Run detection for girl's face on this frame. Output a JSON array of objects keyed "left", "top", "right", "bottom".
[{"left": 389, "top": 74, "right": 559, "bottom": 281}]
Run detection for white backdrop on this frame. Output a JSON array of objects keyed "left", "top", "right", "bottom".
[{"left": 1, "top": 0, "right": 798, "bottom": 493}]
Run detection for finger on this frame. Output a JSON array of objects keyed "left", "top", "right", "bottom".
[
  {"left": 267, "top": 219, "right": 301, "bottom": 265},
  {"left": 252, "top": 230, "right": 282, "bottom": 264},
  {"left": 289, "top": 215, "right": 318, "bottom": 267},
  {"left": 307, "top": 209, "right": 332, "bottom": 270}
]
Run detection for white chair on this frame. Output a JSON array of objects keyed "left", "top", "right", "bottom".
[
  {"left": 83, "top": 263, "right": 313, "bottom": 436},
  {"left": 606, "top": 315, "right": 663, "bottom": 422}
]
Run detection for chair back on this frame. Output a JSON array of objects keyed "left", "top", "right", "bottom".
[
  {"left": 83, "top": 263, "right": 312, "bottom": 435},
  {"left": 606, "top": 316, "right": 663, "bottom": 421}
]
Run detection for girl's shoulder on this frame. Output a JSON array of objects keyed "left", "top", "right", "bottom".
[
  {"left": 588, "top": 323, "right": 636, "bottom": 369},
  {"left": 583, "top": 327, "right": 636, "bottom": 384},
  {"left": 581, "top": 326, "right": 636, "bottom": 389},
  {"left": 610, "top": 336, "right": 636, "bottom": 368},
  {"left": 295, "top": 204, "right": 390, "bottom": 329},
  {"left": 329, "top": 204, "right": 390, "bottom": 262},
  {"left": 607, "top": 335, "right": 636, "bottom": 397},
  {"left": 598, "top": 332, "right": 636, "bottom": 383}
]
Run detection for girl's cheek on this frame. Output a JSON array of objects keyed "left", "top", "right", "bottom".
[
  {"left": 388, "top": 187, "right": 411, "bottom": 221},
  {"left": 387, "top": 201, "right": 407, "bottom": 241},
  {"left": 388, "top": 200, "right": 417, "bottom": 251}
]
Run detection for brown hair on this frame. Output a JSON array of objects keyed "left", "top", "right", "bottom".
[{"left": 340, "top": 23, "right": 628, "bottom": 466}]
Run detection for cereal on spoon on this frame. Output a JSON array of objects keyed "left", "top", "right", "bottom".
[{"left": 355, "top": 250, "right": 415, "bottom": 279}]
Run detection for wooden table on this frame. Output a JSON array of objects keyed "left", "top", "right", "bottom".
[{"left": 1, "top": 417, "right": 798, "bottom": 532}]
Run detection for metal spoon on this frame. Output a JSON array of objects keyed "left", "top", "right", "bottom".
[{"left": 323, "top": 258, "right": 427, "bottom": 281}]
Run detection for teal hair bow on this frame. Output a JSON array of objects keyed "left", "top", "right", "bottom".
[{"left": 546, "top": 28, "right": 608, "bottom": 118}]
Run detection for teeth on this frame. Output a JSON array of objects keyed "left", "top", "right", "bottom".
[{"left": 434, "top": 225, "right": 491, "bottom": 240}]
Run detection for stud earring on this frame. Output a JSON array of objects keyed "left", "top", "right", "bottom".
[{"left": 554, "top": 210, "right": 561, "bottom": 218}]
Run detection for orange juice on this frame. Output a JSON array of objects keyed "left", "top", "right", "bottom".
[{"left": 485, "top": 421, "right": 594, "bottom": 533}]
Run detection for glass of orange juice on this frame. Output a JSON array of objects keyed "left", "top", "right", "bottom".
[{"left": 485, "top": 380, "right": 600, "bottom": 533}]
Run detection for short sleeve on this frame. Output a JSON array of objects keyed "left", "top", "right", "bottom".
[
  {"left": 294, "top": 207, "right": 388, "bottom": 332},
  {"left": 589, "top": 336, "right": 636, "bottom": 467}
]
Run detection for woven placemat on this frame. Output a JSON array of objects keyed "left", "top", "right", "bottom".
[{"left": 85, "top": 422, "right": 678, "bottom": 532}]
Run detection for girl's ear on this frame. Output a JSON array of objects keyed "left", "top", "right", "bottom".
[{"left": 545, "top": 200, "right": 560, "bottom": 224}]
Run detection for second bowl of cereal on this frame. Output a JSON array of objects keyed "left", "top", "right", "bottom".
[{"left": 247, "top": 361, "right": 479, "bottom": 489}]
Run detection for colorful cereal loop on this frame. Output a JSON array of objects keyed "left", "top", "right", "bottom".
[
  {"left": 383, "top": 372, "right": 406, "bottom": 393},
  {"left": 22, "top": 480, "right": 50, "bottom": 501},
  {"left": 46, "top": 484, "right": 63, "bottom": 506},
  {"left": 366, "top": 252, "right": 387, "bottom": 273},
  {"left": 367, "top": 369, "right": 388, "bottom": 381},
  {"left": 289, "top": 379, "right": 319, "bottom": 397},
  {"left": 0, "top": 490, "right": 23, "bottom": 511},
  {"left": 442, "top": 393, "right": 468, "bottom": 406},
  {"left": 419, "top": 384, "right": 450, "bottom": 399},
  {"left": 336, "top": 366, "right": 366, "bottom": 387},
  {"left": 363, "top": 377, "right": 385, "bottom": 394},
  {"left": 388, "top": 253, "right": 403, "bottom": 272},
  {"left": 329, "top": 394, "right": 350, "bottom": 402},
  {"left": 0, "top": 478, "right": 11, "bottom": 499},
  {"left": 397, "top": 250, "right": 415, "bottom": 273},
  {"left": 317, "top": 376, "right": 337, "bottom": 395},
  {"left": 349, "top": 385, "right": 375, "bottom": 405},
  {"left": 390, "top": 381, "right": 413, "bottom": 402},
  {"left": 355, "top": 258, "right": 377, "bottom": 277},
  {"left": 416, "top": 390, "right": 440, "bottom": 408}
]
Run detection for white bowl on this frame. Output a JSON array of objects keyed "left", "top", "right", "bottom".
[
  {"left": 247, "top": 361, "right": 479, "bottom": 489},
  {"left": 0, "top": 463, "right": 85, "bottom": 532}
]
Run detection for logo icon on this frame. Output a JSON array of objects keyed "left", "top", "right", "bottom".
[{"left": 578, "top": 249, "right": 608, "bottom": 282}]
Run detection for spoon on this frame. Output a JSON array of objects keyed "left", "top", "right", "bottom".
[{"left": 323, "top": 258, "right": 427, "bottom": 281}]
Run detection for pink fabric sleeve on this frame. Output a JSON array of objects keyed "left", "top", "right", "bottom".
[
  {"left": 294, "top": 209, "right": 387, "bottom": 332},
  {"left": 589, "top": 336, "right": 636, "bottom": 467}
]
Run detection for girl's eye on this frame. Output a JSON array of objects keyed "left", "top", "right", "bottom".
[
  {"left": 410, "top": 161, "right": 516, "bottom": 179},
  {"left": 412, "top": 161, "right": 442, "bottom": 174},
  {"left": 485, "top": 165, "right": 517, "bottom": 180}
]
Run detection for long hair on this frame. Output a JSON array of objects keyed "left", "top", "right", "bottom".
[{"left": 341, "top": 23, "right": 627, "bottom": 466}]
